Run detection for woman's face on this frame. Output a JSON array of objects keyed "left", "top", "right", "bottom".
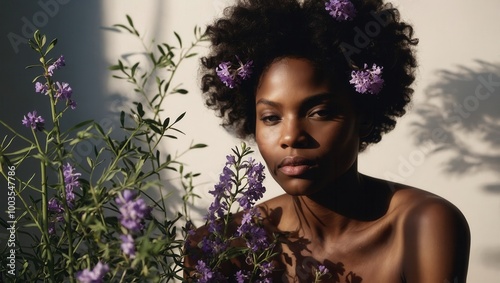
[{"left": 255, "top": 57, "right": 360, "bottom": 196}]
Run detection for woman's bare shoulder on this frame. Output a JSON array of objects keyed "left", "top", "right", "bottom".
[{"left": 386, "top": 181, "right": 471, "bottom": 282}]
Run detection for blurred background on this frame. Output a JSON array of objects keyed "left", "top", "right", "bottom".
[{"left": 1, "top": 0, "right": 499, "bottom": 281}]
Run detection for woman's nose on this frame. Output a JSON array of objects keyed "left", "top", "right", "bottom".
[{"left": 280, "top": 118, "right": 310, "bottom": 149}]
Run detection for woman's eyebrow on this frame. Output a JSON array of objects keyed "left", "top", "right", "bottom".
[{"left": 255, "top": 98, "right": 280, "bottom": 107}]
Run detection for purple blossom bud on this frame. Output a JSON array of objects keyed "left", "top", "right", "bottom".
[
  {"left": 115, "top": 189, "right": 136, "bottom": 206},
  {"left": 22, "top": 111, "right": 45, "bottom": 131},
  {"left": 48, "top": 198, "right": 64, "bottom": 213},
  {"left": 35, "top": 82, "right": 48, "bottom": 94},
  {"left": 47, "top": 55, "right": 65, "bottom": 76},
  {"left": 76, "top": 262, "right": 109, "bottom": 283},
  {"left": 62, "top": 163, "right": 81, "bottom": 207},
  {"left": 194, "top": 260, "right": 215, "bottom": 283},
  {"left": 318, "top": 265, "right": 329, "bottom": 276},
  {"left": 120, "top": 234, "right": 136, "bottom": 258},
  {"left": 55, "top": 81, "right": 73, "bottom": 100},
  {"left": 48, "top": 222, "right": 56, "bottom": 235},
  {"left": 116, "top": 190, "right": 151, "bottom": 232},
  {"left": 325, "top": 0, "right": 357, "bottom": 21}
]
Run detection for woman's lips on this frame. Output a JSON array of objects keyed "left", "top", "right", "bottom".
[{"left": 278, "top": 156, "right": 316, "bottom": 177}]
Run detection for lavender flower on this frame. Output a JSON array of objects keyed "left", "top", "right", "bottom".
[
  {"left": 325, "top": 0, "right": 357, "bottom": 21},
  {"left": 35, "top": 82, "right": 48, "bottom": 94},
  {"left": 68, "top": 99, "right": 77, "bottom": 110},
  {"left": 120, "top": 234, "right": 136, "bottom": 258},
  {"left": 216, "top": 61, "right": 236, "bottom": 88},
  {"left": 76, "top": 262, "right": 109, "bottom": 283},
  {"left": 318, "top": 265, "right": 329, "bottom": 275},
  {"left": 55, "top": 81, "right": 73, "bottom": 100},
  {"left": 48, "top": 198, "right": 64, "bottom": 213},
  {"left": 47, "top": 55, "right": 65, "bottom": 76},
  {"left": 216, "top": 56, "right": 253, "bottom": 88},
  {"left": 349, "top": 63, "right": 384, "bottom": 94},
  {"left": 22, "top": 111, "right": 45, "bottom": 131},
  {"left": 63, "top": 163, "right": 81, "bottom": 206},
  {"left": 237, "top": 158, "right": 266, "bottom": 210},
  {"left": 194, "top": 260, "right": 215, "bottom": 283},
  {"left": 48, "top": 222, "right": 56, "bottom": 235},
  {"left": 259, "top": 261, "right": 274, "bottom": 277},
  {"left": 116, "top": 189, "right": 151, "bottom": 232},
  {"left": 235, "top": 270, "right": 249, "bottom": 283}
]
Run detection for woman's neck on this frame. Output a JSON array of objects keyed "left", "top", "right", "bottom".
[{"left": 287, "top": 165, "right": 392, "bottom": 241}]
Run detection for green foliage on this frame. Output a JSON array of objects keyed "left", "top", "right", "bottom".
[{"left": 0, "top": 15, "right": 207, "bottom": 283}]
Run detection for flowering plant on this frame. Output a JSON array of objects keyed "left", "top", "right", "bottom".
[
  {"left": 0, "top": 16, "right": 207, "bottom": 282},
  {"left": 186, "top": 143, "right": 278, "bottom": 283}
]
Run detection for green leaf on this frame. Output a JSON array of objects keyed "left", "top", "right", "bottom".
[
  {"left": 190, "top": 143, "right": 207, "bottom": 149},
  {"left": 137, "top": 103, "right": 145, "bottom": 117},
  {"left": 174, "top": 31, "right": 182, "bottom": 48},
  {"left": 174, "top": 88, "right": 188, "bottom": 94},
  {"left": 113, "top": 24, "right": 133, "bottom": 34},
  {"left": 120, "top": 111, "right": 125, "bottom": 127},
  {"left": 44, "top": 38, "right": 57, "bottom": 56},
  {"left": 174, "top": 112, "right": 186, "bottom": 124}
]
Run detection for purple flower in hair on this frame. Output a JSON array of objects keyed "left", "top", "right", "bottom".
[
  {"left": 216, "top": 56, "right": 253, "bottom": 88},
  {"left": 325, "top": 0, "right": 357, "bottom": 21},
  {"left": 22, "top": 111, "right": 45, "bottom": 131},
  {"left": 216, "top": 61, "right": 236, "bottom": 88},
  {"left": 349, "top": 63, "right": 384, "bottom": 94}
]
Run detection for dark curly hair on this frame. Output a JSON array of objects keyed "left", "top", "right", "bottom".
[{"left": 201, "top": 0, "right": 418, "bottom": 151}]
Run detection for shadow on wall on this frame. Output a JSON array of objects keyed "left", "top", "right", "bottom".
[{"left": 410, "top": 60, "right": 500, "bottom": 193}]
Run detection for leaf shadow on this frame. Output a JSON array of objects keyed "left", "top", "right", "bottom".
[{"left": 410, "top": 60, "right": 500, "bottom": 193}]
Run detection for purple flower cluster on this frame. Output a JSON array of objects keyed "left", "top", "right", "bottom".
[
  {"left": 194, "top": 146, "right": 274, "bottom": 282},
  {"left": 116, "top": 189, "right": 151, "bottom": 232},
  {"left": 46, "top": 163, "right": 81, "bottom": 235},
  {"left": 63, "top": 163, "right": 81, "bottom": 206},
  {"left": 325, "top": 0, "right": 357, "bottom": 21},
  {"left": 237, "top": 208, "right": 269, "bottom": 252},
  {"left": 115, "top": 190, "right": 149, "bottom": 259},
  {"left": 34, "top": 54, "right": 76, "bottom": 109},
  {"left": 76, "top": 261, "right": 109, "bottom": 283},
  {"left": 349, "top": 63, "right": 385, "bottom": 94},
  {"left": 47, "top": 55, "right": 65, "bottom": 76},
  {"left": 237, "top": 158, "right": 266, "bottom": 210},
  {"left": 216, "top": 56, "right": 253, "bottom": 88},
  {"left": 22, "top": 111, "right": 45, "bottom": 131}
]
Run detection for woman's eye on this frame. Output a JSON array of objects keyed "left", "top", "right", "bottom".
[
  {"left": 260, "top": 115, "right": 281, "bottom": 124},
  {"left": 310, "top": 109, "right": 333, "bottom": 118}
]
